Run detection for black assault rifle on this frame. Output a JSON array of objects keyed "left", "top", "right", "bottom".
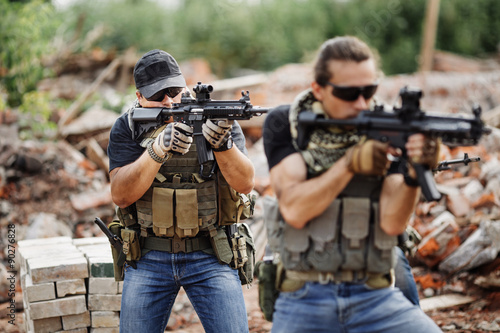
[
  {"left": 297, "top": 86, "right": 491, "bottom": 202},
  {"left": 131, "top": 82, "right": 269, "bottom": 179},
  {"left": 434, "top": 153, "right": 481, "bottom": 172}
]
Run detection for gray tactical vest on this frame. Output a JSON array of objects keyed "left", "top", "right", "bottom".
[
  {"left": 268, "top": 106, "right": 398, "bottom": 274},
  {"left": 269, "top": 175, "right": 397, "bottom": 274}
]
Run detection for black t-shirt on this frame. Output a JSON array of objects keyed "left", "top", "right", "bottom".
[
  {"left": 108, "top": 111, "right": 248, "bottom": 172},
  {"left": 263, "top": 105, "right": 295, "bottom": 170},
  {"left": 262, "top": 104, "right": 401, "bottom": 174}
]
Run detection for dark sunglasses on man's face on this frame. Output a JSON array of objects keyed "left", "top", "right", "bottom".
[
  {"left": 147, "top": 87, "right": 184, "bottom": 102},
  {"left": 326, "top": 82, "right": 378, "bottom": 102}
]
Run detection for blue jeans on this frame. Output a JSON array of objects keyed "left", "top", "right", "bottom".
[
  {"left": 394, "top": 246, "right": 420, "bottom": 306},
  {"left": 271, "top": 281, "right": 441, "bottom": 333},
  {"left": 120, "top": 250, "right": 249, "bottom": 333}
]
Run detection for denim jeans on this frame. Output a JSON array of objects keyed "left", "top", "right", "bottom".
[
  {"left": 271, "top": 281, "right": 441, "bottom": 333},
  {"left": 394, "top": 246, "right": 420, "bottom": 306},
  {"left": 120, "top": 250, "right": 249, "bottom": 333}
]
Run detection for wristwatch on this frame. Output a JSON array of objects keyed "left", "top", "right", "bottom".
[{"left": 213, "top": 136, "right": 233, "bottom": 152}]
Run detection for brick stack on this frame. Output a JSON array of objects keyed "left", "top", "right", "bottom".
[
  {"left": 74, "top": 237, "right": 122, "bottom": 332},
  {"left": 19, "top": 236, "right": 123, "bottom": 333}
]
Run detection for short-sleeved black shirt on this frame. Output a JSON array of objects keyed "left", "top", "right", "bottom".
[
  {"left": 108, "top": 111, "right": 248, "bottom": 172},
  {"left": 262, "top": 105, "right": 296, "bottom": 171}
]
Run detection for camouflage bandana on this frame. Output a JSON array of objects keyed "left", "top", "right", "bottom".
[{"left": 289, "top": 89, "right": 361, "bottom": 177}]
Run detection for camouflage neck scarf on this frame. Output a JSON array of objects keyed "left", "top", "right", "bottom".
[{"left": 289, "top": 89, "right": 361, "bottom": 177}]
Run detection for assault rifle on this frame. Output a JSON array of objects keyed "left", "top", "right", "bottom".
[
  {"left": 131, "top": 82, "right": 269, "bottom": 179},
  {"left": 297, "top": 86, "right": 491, "bottom": 202},
  {"left": 434, "top": 153, "right": 480, "bottom": 172}
]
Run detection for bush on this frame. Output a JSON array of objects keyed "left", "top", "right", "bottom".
[{"left": 0, "top": 0, "right": 60, "bottom": 106}]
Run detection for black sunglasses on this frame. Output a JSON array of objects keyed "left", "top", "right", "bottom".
[
  {"left": 326, "top": 82, "right": 378, "bottom": 101},
  {"left": 147, "top": 87, "right": 184, "bottom": 102}
]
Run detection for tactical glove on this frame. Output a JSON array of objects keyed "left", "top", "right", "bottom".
[
  {"left": 409, "top": 137, "right": 441, "bottom": 169},
  {"left": 153, "top": 122, "right": 193, "bottom": 158},
  {"left": 345, "top": 139, "right": 389, "bottom": 176},
  {"left": 202, "top": 119, "right": 234, "bottom": 150}
]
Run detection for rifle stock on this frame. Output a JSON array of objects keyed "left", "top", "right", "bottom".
[
  {"left": 297, "top": 86, "right": 491, "bottom": 201},
  {"left": 131, "top": 82, "right": 269, "bottom": 179}
]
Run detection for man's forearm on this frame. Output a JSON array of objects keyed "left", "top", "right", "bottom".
[
  {"left": 110, "top": 151, "right": 161, "bottom": 208},
  {"left": 272, "top": 154, "right": 354, "bottom": 229},
  {"left": 379, "top": 174, "right": 421, "bottom": 235},
  {"left": 215, "top": 146, "right": 255, "bottom": 194}
]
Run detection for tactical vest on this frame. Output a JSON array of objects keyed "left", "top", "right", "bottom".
[
  {"left": 269, "top": 175, "right": 397, "bottom": 274},
  {"left": 271, "top": 102, "right": 398, "bottom": 275},
  {"left": 117, "top": 124, "right": 245, "bottom": 239}
]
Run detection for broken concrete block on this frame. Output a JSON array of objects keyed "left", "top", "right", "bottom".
[
  {"left": 416, "top": 211, "right": 460, "bottom": 267},
  {"left": 439, "top": 220, "right": 500, "bottom": 274}
]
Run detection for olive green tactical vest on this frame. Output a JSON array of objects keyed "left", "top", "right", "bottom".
[{"left": 118, "top": 125, "right": 239, "bottom": 239}]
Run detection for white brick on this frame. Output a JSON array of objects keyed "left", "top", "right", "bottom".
[
  {"left": 62, "top": 311, "right": 91, "bottom": 330},
  {"left": 32, "top": 316, "right": 63, "bottom": 333},
  {"left": 24, "top": 274, "right": 56, "bottom": 303},
  {"left": 56, "top": 328, "right": 88, "bottom": 333},
  {"left": 19, "top": 243, "right": 82, "bottom": 269},
  {"left": 28, "top": 256, "right": 89, "bottom": 284},
  {"left": 72, "top": 237, "right": 108, "bottom": 246},
  {"left": 91, "top": 311, "right": 120, "bottom": 328},
  {"left": 88, "top": 278, "right": 118, "bottom": 295},
  {"left": 18, "top": 236, "right": 73, "bottom": 248},
  {"left": 88, "top": 295, "right": 122, "bottom": 311},
  {"left": 56, "top": 279, "right": 86, "bottom": 297},
  {"left": 77, "top": 243, "right": 112, "bottom": 253},
  {"left": 29, "top": 295, "right": 87, "bottom": 320}
]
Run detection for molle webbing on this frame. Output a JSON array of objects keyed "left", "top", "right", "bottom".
[
  {"left": 159, "top": 143, "right": 201, "bottom": 179},
  {"left": 278, "top": 176, "right": 397, "bottom": 274}
]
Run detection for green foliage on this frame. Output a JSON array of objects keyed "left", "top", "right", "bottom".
[
  {"left": 0, "top": 0, "right": 61, "bottom": 106},
  {"left": 2, "top": 0, "right": 500, "bottom": 111},
  {"left": 53, "top": 0, "right": 500, "bottom": 78},
  {"left": 18, "top": 91, "right": 57, "bottom": 140},
  {"left": 438, "top": 0, "right": 500, "bottom": 56}
]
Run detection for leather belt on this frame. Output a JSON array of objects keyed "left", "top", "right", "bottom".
[{"left": 143, "top": 235, "right": 212, "bottom": 254}]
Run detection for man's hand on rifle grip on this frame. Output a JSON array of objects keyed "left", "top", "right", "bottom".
[
  {"left": 154, "top": 122, "right": 193, "bottom": 157},
  {"left": 202, "top": 119, "right": 234, "bottom": 150},
  {"left": 345, "top": 139, "right": 390, "bottom": 176}
]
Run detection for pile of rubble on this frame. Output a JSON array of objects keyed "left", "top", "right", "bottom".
[{"left": 1, "top": 49, "right": 500, "bottom": 332}]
